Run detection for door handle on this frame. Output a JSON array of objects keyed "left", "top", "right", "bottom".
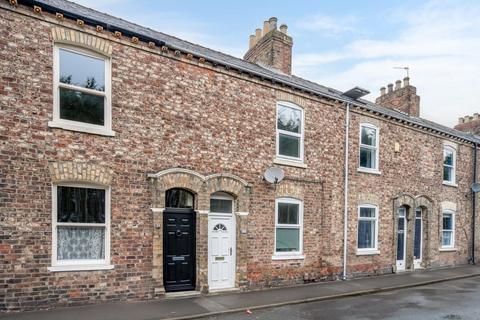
[
  {"left": 229, "top": 247, "right": 232, "bottom": 256},
  {"left": 176, "top": 230, "right": 182, "bottom": 237}
]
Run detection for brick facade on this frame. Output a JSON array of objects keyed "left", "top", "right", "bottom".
[{"left": 1, "top": 1, "right": 479, "bottom": 312}]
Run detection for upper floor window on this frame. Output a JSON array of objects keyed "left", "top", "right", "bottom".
[
  {"left": 443, "top": 146, "right": 456, "bottom": 185},
  {"left": 359, "top": 123, "right": 379, "bottom": 172},
  {"left": 274, "top": 198, "right": 303, "bottom": 258},
  {"left": 50, "top": 184, "right": 112, "bottom": 271},
  {"left": 357, "top": 204, "right": 378, "bottom": 253},
  {"left": 50, "top": 45, "right": 113, "bottom": 136},
  {"left": 441, "top": 210, "right": 455, "bottom": 248},
  {"left": 276, "top": 102, "right": 304, "bottom": 162}
]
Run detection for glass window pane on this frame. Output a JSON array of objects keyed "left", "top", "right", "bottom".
[
  {"left": 358, "top": 220, "right": 375, "bottom": 249},
  {"left": 57, "top": 226, "right": 105, "bottom": 260},
  {"left": 360, "top": 147, "right": 376, "bottom": 169},
  {"left": 443, "top": 214, "right": 452, "bottom": 230},
  {"left": 359, "top": 207, "right": 375, "bottom": 218},
  {"left": 278, "top": 202, "right": 299, "bottom": 224},
  {"left": 279, "top": 134, "right": 300, "bottom": 158},
  {"left": 277, "top": 105, "right": 301, "bottom": 133},
  {"left": 210, "top": 199, "right": 233, "bottom": 213},
  {"left": 361, "top": 126, "right": 376, "bottom": 146},
  {"left": 444, "top": 150, "right": 453, "bottom": 166},
  {"left": 59, "top": 49, "right": 105, "bottom": 91},
  {"left": 165, "top": 188, "right": 194, "bottom": 208},
  {"left": 442, "top": 231, "right": 452, "bottom": 246},
  {"left": 59, "top": 88, "right": 105, "bottom": 125},
  {"left": 276, "top": 228, "right": 300, "bottom": 252},
  {"left": 57, "top": 186, "right": 105, "bottom": 223},
  {"left": 443, "top": 166, "right": 452, "bottom": 182}
]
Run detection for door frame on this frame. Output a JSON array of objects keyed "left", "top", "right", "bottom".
[
  {"left": 396, "top": 207, "right": 407, "bottom": 271},
  {"left": 208, "top": 193, "right": 236, "bottom": 290},
  {"left": 163, "top": 208, "right": 196, "bottom": 292},
  {"left": 413, "top": 208, "right": 423, "bottom": 269}
]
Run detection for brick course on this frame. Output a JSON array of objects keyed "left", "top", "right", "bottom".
[{"left": 1, "top": 2, "right": 479, "bottom": 312}]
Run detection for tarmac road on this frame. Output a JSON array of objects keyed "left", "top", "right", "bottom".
[{"left": 206, "top": 276, "right": 480, "bottom": 320}]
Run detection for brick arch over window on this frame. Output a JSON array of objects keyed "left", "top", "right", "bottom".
[
  {"left": 48, "top": 161, "right": 114, "bottom": 186},
  {"left": 205, "top": 174, "right": 251, "bottom": 213},
  {"left": 51, "top": 27, "right": 113, "bottom": 57}
]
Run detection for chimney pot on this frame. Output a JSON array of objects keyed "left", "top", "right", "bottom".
[
  {"left": 255, "top": 28, "right": 262, "bottom": 43},
  {"left": 279, "top": 24, "right": 288, "bottom": 34},
  {"left": 475, "top": 113, "right": 480, "bottom": 120},
  {"left": 387, "top": 83, "right": 394, "bottom": 93},
  {"left": 395, "top": 80, "right": 401, "bottom": 90},
  {"left": 269, "top": 17, "right": 278, "bottom": 31},
  {"left": 249, "top": 34, "right": 255, "bottom": 49},
  {"left": 380, "top": 87, "right": 386, "bottom": 96},
  {"left": 403, "top": 77, "right": 410, "bottom": 87},
  {"left": 263, "top": 21, "right": 270, "bottom": 36},
  {"left": 459, "top": 117, "right": 465, "bottom": 124}
]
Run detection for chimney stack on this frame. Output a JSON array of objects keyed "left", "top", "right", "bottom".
[
  {"left": 244, "top": 17, "right": 293, "bottom": 75},
  {"left": 455, "top": 113, "right": 480, "bottom": 135},
  {"left": 375, "top": 78, "right": 420, "bottom": 117}
]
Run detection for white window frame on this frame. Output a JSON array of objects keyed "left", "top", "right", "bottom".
[
  {"left": 48, "top": 183, "right": 113, "bottom": 272},
  {"left": 356, "top": 204, "right": 379, "bottom": 255},
  {"left": 441, "top": 210, "right": 455, "bottom": 249},
  {"left": 49, "top": 44, "right": 114, "bottom": 136},
  {"left": 358, "top": 123, "right": 380, "bottom": 174},
  {"left": 273, "top": 197, "right": 304, "bottom": 260},
  {"left": 275, "top": 101, "right": 305, "bottom": 164},
  {"left": 443, "top": 146, "right": 456, "bottom": 185}
]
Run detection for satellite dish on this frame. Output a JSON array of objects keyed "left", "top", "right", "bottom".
[
  {"left": 263, "top": 167, "right": 285, "bottom": 184},
  {"left": 472, "top": 183, "right": 480, "bottom": 193}
]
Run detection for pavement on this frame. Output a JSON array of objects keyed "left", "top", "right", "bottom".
[{"left": 2, "top": 265, "right": 480, "bottom": 320}]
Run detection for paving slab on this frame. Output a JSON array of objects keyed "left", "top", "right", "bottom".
[{"left": 2, "top": 265, "right": 480, "bottom": 320}]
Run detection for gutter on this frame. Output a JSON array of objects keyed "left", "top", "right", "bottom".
[
  {"left": 472, "top": 143, "right": 477, "bottom": 264},
  {"left": 342, "top": 103, "right": 350, "bottom": 280}
]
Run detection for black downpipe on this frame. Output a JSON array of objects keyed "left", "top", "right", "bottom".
[{"left": 472, "top": 143, "right": 477, "bottom": 265}]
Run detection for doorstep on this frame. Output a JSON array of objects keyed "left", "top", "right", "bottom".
[{"left": 164, "top": 291, "right": 202, "bottom": 299}]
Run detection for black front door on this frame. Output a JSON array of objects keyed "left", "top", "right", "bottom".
[{"left": 163, "top": 209, "right": 196, "bottom": 292}]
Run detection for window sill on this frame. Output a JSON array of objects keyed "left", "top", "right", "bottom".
[
  {"left": 273, "top": 158, "right": 307, "bottom": 169},
  {"left": 48, "top": 121, "right": 115, "bottom": 137},
  {"left": 439, "top": 247, "right": 457, "bottom": 252},
  {"left": 48, "top": 264, "right": 114, "bottom": 272},
  {"left": 442, "top": 181, "right": 458, "bottom": 188},
  {"left": 356, "top": 250, "right": 380, "bottom": 256},
  {"left": 357, "top": 168, "right": 381, "bottom": 175},
  {"left": 272, "top": 254, "right": 305, "bottom": 261}
]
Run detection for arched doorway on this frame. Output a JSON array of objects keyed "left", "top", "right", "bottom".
[{"left": 163, "top": 188, "right": 196, "bottom": 292}]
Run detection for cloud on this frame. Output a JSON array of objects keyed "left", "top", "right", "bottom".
[
  {"left": 296, "top": 14, "right": 358, "bottom": 36},
  {"left": 293, "top": 0, "right": 480, "bottom": 127}
]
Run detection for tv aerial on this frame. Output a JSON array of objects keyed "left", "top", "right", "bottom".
[
  {"left": 393, "top": 66, "right": 410, "bottom": 78},
  {"left": 263, "top": 167, "right": 285, "bottom": 185}
]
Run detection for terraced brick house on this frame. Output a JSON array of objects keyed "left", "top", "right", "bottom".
[{"left": 1, "top": 0, "right": 480, "bottom": 312}]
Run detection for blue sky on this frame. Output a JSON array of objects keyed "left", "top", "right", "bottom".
[{"left": 75, "top": 0, "right": 480, "bottom": 127}]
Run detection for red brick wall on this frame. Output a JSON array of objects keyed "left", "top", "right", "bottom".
[{"left": 0, "top": 3, "right": 477, "bottom": 312}]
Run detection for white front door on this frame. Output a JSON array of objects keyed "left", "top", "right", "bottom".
[
  {"left": 208, "top": 193, "right": 235, "bottom": 290},
  {"left": 413, "top": 209, "right": 423, "bottom": 269},
  {"left": 396, "top": 207, "right": 407, "bottom": 271}
]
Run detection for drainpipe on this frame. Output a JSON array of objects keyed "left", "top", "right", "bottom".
[
  {"left": 472, "top": 143, "right": 477, "bottom": 265},
  {"left": 342, "top": 103, "right": 350, "bottom": 280}
]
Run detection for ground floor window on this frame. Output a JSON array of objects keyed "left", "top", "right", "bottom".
[
  {"left": 274, "top": 198, "right": 303, "bottom": 256},
  {"left": 357, "top": 204, "right": 378, "bottom": 252},
  {"left": 51, "top": 184, "right": 111, "bottom": 270},
  {"left": 442, "top": 211, "right": 455, "bottom": 248}
]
